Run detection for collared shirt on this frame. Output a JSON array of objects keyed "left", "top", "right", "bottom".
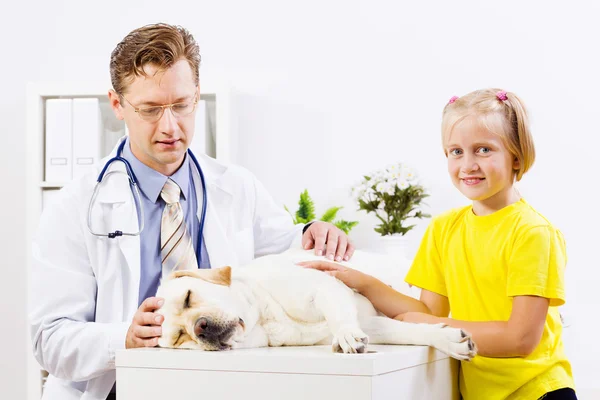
[{"left": 122, "top": 139, "right": 211, "bottom": 306}]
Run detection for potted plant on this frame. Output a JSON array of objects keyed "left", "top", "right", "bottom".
[
  {"left": 285, "top": 189, "right": 358, "bottom": 234},
  {"left": 352, "top": 163, "right": 430, "bottom": 258}
]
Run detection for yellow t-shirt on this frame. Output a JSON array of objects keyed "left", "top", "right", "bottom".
[{"left": 405, "top": 198, "right": 574, "bottom": 400}]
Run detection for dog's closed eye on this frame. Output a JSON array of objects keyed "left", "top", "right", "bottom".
[{"left": 183, "top": 290, "right": 191, "bottom": 309}]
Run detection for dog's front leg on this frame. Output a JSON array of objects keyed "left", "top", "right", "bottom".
[
  {"left": 312, "top": 282, "right": 369, "bottom": 354},
  {"left": 361, "top": 316, "right": 477, "bottom": 361},
  {"left": 232, "top": 325, "right": 269, "bottom": 349}
]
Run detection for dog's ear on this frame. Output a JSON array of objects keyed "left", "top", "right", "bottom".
[{"left": 169, "top": 266, "right": 232, "bottom": 286}]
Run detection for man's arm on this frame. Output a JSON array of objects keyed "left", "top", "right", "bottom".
[
  {"left": 248, "top": 172, "right": 354, "bottom": 260},
  {"left": 30, "top": 185, "right": 128, "bottom": 382},
  {"left": 248, "top": 170, "right": 304, "bottom": 257}
]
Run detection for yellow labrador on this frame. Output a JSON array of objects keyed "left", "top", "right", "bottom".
[{"left": 156, "top": 252, "right": 476, "bottom": 360}]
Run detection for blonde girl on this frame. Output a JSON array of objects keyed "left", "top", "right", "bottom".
[{"left": 302, "top": 89, "right": 576, "bottom": 400}]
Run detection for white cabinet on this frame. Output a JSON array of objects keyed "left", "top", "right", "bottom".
[
  {"left": 25, "top": 81, "right": 231, "bottom": 399},
  {"left": 116, "top": 345, "right": 459, "bottom": 400}
]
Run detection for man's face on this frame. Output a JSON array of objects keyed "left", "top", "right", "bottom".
[{"left": 111, "top": 59, "right": 199, "bottom": 176}]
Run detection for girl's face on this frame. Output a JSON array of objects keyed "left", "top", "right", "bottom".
[{"left": 445, "top": 116, "right": 519, "bottom": 215}]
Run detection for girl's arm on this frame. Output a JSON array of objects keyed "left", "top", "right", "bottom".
[
  {"left": 359, "top": 276, "right": 435, "bottom": 317},
  {"left": 399, "top": 295, "right": 549, "bottom": 357},
  {"left": 299, "top": 261, "right": 448, "bottom": 317}
]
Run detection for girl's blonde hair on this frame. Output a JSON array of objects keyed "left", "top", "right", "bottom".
[{"left": 441, "top": 88, "right": 535, "bottom": 182}]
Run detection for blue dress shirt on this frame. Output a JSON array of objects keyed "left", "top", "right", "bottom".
[{"left": 121, "top": 139, "right": 211, "bottom": 306}]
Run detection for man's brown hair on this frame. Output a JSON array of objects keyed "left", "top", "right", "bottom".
[{"left": 110, "top": 23, "right": 201, "bottom": 95}]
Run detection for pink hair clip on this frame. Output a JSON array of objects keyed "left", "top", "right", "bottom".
[
  {"left": 448, "top": 96, "right": 459, "bottom": 104},
  {"left": 496, "top": 91, "right": 508, "bottom": 101}
]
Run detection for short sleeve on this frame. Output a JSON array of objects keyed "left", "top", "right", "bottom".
[
  {"left": 507, "top": 226, "right": 567, "bottom": 307},
  {"left": 405, "top": 218, "right": 447, "bottom": 297}
]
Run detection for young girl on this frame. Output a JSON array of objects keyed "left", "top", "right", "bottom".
[{"left": 301, "top": 89, "right": 575, "bottom": 400}]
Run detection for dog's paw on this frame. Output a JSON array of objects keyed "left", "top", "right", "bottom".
[
  {"left": 430, "top": 326, "right": 477, "bottom": 361},
  {"left": 331, "top": 326, "right": 369, "bottom": 354},
  {"left": 263, "top": 321, "right": 296, "bottom": 347}
]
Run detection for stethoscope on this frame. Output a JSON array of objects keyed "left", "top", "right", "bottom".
[{"left": 87, "top": 138, "right": 208, "bottom": 262}]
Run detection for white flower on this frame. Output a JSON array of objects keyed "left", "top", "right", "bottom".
[
  {"left": 386, "top": 186, "right": 395, "bottom": 195},
  {"left": 402, "top": 167, "right": 417, "bottom": 181},
  {"left": 376, "top": 182, "right": 386, "bottom": 193},
  {"left": 398, "top": 180, "right": 409, "bottom": 190},
  {"left": 362, "top": 187, "right": 375, "bottom": 199},
  {"left": 384, "top": 171, "right": 396, "bottom": 182},
  {"left": 378, "top": 201, "right": 385, "bottom": 210}
]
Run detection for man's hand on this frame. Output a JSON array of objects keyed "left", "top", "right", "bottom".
[
  {"left": 302, "top": 221, "right": 355, "bottom": 261},
  {"left": 126, "top": 297, "right": 164, "bottom": 349}
]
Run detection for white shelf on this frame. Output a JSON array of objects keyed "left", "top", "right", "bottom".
[
  {"left": 39, "top": 182, "right": 67, "bottom": 189},
  {"left": 25, "top": 80, "right": 232, "bottom": 399}
]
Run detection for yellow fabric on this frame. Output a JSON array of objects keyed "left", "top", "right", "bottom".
[{"left": 405, "top": 198, "right": 574, "bottom": 400}]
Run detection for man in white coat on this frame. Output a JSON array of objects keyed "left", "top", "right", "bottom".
[{"left": 29, "top": 23, "right": 354, "bottom": 400}]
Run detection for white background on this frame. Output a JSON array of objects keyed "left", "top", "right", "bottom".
[{"left": 2, "top": 1, "right": 598, "bottom": 397}]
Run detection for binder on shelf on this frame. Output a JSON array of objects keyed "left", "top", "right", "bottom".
[
  {"left": 72, "top": 98, "right": 103, "bottom": 179},
  {"left": 45, "top": 99, "right": 73, "bottom": 182}
]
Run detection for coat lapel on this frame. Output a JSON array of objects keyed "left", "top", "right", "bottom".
[
  {"left": 95, "top": 147, "right": 141, "bottom": 319},
  {"left": 191, "top": 157, "right": 236, "bottom": 269}
]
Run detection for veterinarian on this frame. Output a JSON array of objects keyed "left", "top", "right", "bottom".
[{"left": 29, "top": 23, "right": 354, "bottom": 400}]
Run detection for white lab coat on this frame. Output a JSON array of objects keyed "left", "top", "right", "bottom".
[{"left": 29, "top": 138, "right": 304, "bottom": 400}]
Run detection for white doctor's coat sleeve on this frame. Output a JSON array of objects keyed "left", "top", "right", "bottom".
[
  {"left": 29, "top": 184, "right": 128, "bottom": 382},
  {"left": 248, "top": 171, "right": 304, "bottom": 257}
]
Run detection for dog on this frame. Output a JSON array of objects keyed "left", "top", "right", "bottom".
[{"left": 156, "top": 250, "right": 477, "bottom": 360}]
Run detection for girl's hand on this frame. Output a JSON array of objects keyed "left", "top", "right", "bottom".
[
  {"left": 396, "top": 312, "right": 442, "bottom": 325},
  {"left": 297, "top": 260, "right": 372, "bottom": 292}
]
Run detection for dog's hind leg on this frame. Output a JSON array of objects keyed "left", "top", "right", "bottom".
[
  {"left": 360, "top": 316, "right": 477, "bottom": 361},
  {"left": 262, "top": 319, "right": 330, "bottom": 347}
]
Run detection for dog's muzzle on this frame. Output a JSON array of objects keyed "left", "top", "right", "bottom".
[{"left": 194, "top": 317, "right": 245, "bottom": 350}]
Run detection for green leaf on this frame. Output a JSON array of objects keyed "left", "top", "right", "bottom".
[
  {"left": 355, "top": 176, "right": 432, "bottom": 236},
  {"left": 297, "top": 189, "right": 316, "bottom": 222},
  {"left": 334, "top": 220, "right": 359, "bottom": 234},
  {"left": 321, "top": 206, "right": 342, "bottom": 223},
  {"left": 296, "top": 216, "right": 308, "bottom": 224},
  {"left": 358, "top": 198, "right": 378, "bottom": 213}
]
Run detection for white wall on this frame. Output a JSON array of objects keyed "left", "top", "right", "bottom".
[{"left": 2, "top": 1, "right": 598, "bottom": 397}]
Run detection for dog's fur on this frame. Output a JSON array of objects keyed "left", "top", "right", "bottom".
[{"left": 156, "top": 250, "right": 477, "bottom": 360}]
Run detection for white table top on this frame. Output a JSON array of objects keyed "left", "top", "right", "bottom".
[{"left": 116, "top": 344, "right": 450, "bottom": 376}]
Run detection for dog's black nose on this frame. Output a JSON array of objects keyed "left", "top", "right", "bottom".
[{"left": 194, "top": 317, "right": 210, "bottom": 337}]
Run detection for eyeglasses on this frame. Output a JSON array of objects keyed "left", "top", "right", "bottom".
[{"left": 120, "top": 89, "right": 199, "bottom": 123}]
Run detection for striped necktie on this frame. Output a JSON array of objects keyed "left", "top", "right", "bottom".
[{"left": 160, "top": 178, "right": 198, "bottom": 278}]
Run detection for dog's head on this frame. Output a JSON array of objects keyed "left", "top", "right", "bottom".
[{"left": 156, "top": 267, "right": 245, "bottom": 350}]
